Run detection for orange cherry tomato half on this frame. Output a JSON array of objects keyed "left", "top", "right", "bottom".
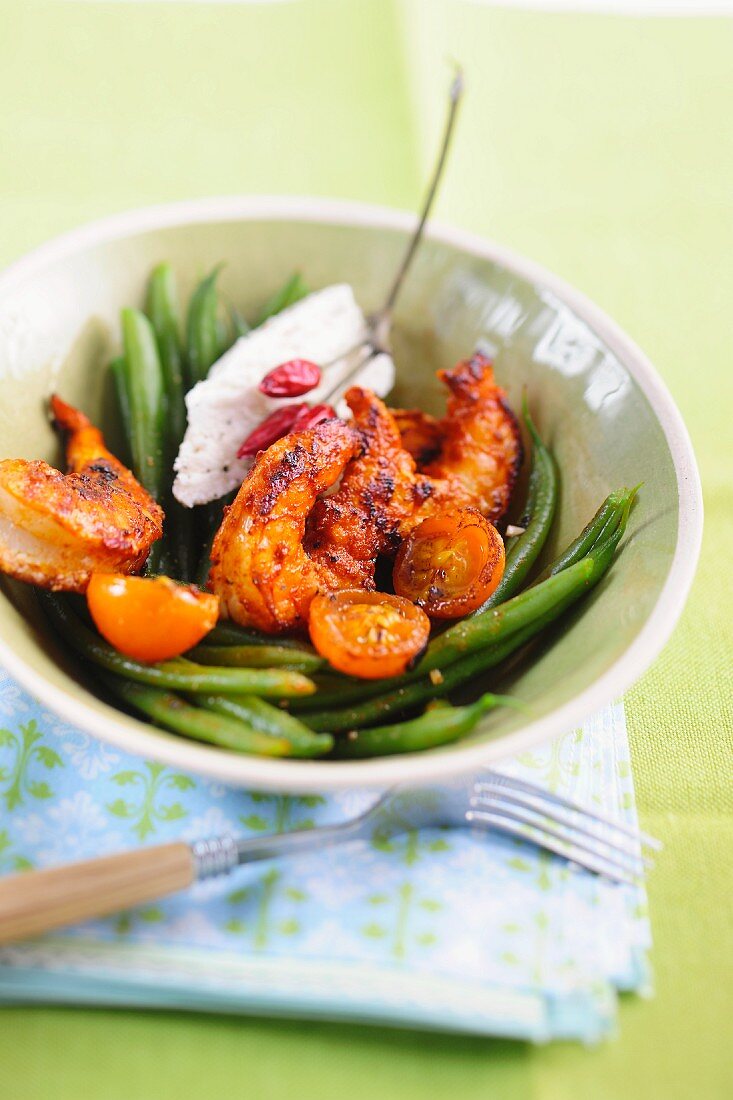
[
  {"left": 393, "top": 508, "right": 505, "bottom": 619},
  {"left": 308, "top": 590, "right": 431, "bottom": 680},
  {"left": 87, "top": 574, "right": 220, "bottom": 663}
]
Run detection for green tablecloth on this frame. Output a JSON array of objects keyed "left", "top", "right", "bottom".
[{"left": 0, "top": 2, "right": 730, "bottom": 1096}]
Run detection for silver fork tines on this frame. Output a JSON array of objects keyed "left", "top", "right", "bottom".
[
  {"left": 476, "top": 774, "right": 662, "bottom": 850},
  {"left": 464, "top": 809, "right": 641, "bottom": 885},
  {"left": 470, "top": 789, "right": 653, "bottom": 866},
  {"left": 462, "top": 770, "right": 656, "bottom": 884},
  {"left": 467, "top": 798, "right": 648, "bottom": 876}
]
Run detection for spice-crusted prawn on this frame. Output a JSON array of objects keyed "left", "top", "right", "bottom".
[
  {"left": 209, "top": 418, "right": 362, "bottom": 634},
  {"left": 0, "top": 396, "right": 164, "bottom": 593},
  {"left": 307, "top": 360, "right": 521, "bottom": 579},
  {"left": 422, "top": 352, "right": 523, "bottom": 524},
  {"left": 389, "top": 407, "right": 442, "bottom": 467},
  {"left": 305, "top": 387, "right": 429, "bottom": 589}
]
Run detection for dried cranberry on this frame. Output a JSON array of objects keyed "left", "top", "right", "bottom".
[
  {"left": 259, "top": 359, "right": 322, "bottom": 398},
  {"left": 291, "top": 404, "right": 338, "bottom": 431},
  {"left": 236, "top": 403, "right": 308, "bottom": 458}
]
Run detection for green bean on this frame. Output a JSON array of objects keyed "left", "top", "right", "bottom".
[
  {"left": 193, "top": 491, "right": 235, "bottom": 585},
  {"left": 205, "top": 622, "right": 314, "bottom": 651},
  {"left": 188, "top": 644, "right": 325, "bottom": 674},
  {"left": 194, "top": 694, "right": 332, "bottom": 758},
  {"left": 160, "top": 503, "right": 194, "bottom": 582},
  {"left": 475, "top": 399, "right": 557, "bottom": 612},
  {"left": 194, "top": 526, "right": 216, "bottom": 589},
  {"left": 109, "top": 356, "right": 132, "bottom": 467},
  {"left": 217, "top": 314, "right": 231, "bottom": 355},
  {"left": 256, "top": 272, "right": 309, "bottom": 326},
  {"left": 536, "top": 485, "right": 640, "bottom": 582},
  {"left": 145, "top": 263, "right": 186, "bottom": 451},
  {"left": 142, "top": 265, "right": 197, "bottom": 581},
  {"left": 38, "top": 592, "right": 316, "bottom": 698},
  {"left": 332, "top": 693, "right": 511, "bottom": 758},
  {"left": 120, "top": 307, "right": 166, "bottom": 504},
  {"left": 98, "top": 673, "right": 293, "bottom": 757},
  {"left": 301, "top": 509, "right": 629, "bottom": 732},
  {"left": 186, "top": 268, "right": 223, "bottom": 386},
  {"left": 230, "top": 307, "right": 251, "bottom": 339}
]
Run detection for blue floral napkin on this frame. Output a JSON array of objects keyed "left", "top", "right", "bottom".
[{"left": 0, "top": 668, "right": 650, "bottom": 1042}]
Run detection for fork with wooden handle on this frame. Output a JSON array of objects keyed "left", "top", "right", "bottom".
[{"left": 0, "top": 770, "right": 659, "bottom": 945}]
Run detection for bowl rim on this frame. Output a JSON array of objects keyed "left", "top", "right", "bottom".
[{"left": 0, "top": 195, "right": 703, "bottom": 791}]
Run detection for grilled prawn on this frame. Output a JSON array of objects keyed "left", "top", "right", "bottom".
[
  {"left": 384, "top": 354, "right": 522, "bottom": 528},
  {"left": 421, "top": 352, "right": 522, "bottom": 523},
  {"left": 209, "top": 418, "right": 362, "bottom": 634},
  {"left": 0, "top": 397, "right": 164, "bottom": 593},
  {"left": 305, "top": 387, "right": 426, "bottom": 589},
  {"left": 389, "top": 407, "right": 442, "bottom": 467},
  {"left": 307, "top": 357, "right": 521, "bottom": 579}
]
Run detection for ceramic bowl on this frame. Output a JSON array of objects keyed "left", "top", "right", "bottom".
[{"left": 0, "top": 197, "right": 702, "bottom": 791}]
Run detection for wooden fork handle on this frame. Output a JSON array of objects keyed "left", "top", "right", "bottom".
[{"left": 0, "top": 842, "right": 195, "bottom": 945}]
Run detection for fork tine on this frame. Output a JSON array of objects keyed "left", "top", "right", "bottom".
[
  {"left": 471, "top": 787, "right": 652, "bottom": 862},
  {"left": 465, "top": 810, "right": 640, "bottom": 885},
  {"left": 468, "top": 799, "right": 650, "bottom": 874},
  {"left": 478, "top": 771, "right": 662, "bottom": 850}
]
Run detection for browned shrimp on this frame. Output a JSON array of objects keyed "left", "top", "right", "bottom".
[
  {"left": 209, "top": 418, "right": 362, "bottom": 633},
  {"left": 390, "top": 407, "right": 442, "bottom": 466},
  {"left": 304, "top": 387, "right": 427, "bottom": 589},
  {"left": 422, "top": 352, "right": 522, "bottom": 524},
  {"left": 307, "top": 361, "right": 521, "bottom": 576},
  {"left": 0, "top": 397, "right": 163, "bottom": 593}
]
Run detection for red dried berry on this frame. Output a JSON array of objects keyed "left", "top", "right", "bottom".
[
  {"left": 236, "top": 403, "right": 308, "bottom": 458},
  {"left": 259, "top": 359, "right": 322, "bottom": 398},
  {"left": 291, "top": 404, "right": 338, "bottom": 431}
]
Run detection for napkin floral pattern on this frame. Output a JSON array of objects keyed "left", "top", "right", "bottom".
[{"left": 0, "top": 669, "right": 651, "bottom": 1042}]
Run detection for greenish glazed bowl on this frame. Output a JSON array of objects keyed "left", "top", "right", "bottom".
[{"left": 0, "top": 198, "right": 702, "bottom": 791}]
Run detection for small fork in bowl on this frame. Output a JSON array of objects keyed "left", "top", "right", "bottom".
[{"left": 0, "top": 769, "right": 659, "bottom": 945}]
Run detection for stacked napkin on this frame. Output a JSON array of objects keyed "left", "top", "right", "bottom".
[{"left": 0, "top": 670, "right": 650, "bottom": 1041}]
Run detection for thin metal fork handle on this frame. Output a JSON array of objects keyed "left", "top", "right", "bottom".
[
  {"left": 237, "top": 817, "right": 368, "bottom": 867},
  {"left": 193, "top": 818, "right": 371, "bottom": 880}
]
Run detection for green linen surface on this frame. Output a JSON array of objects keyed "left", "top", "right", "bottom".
[{"left": 0, "top": 2, "right": 730, "bottom": 1097}]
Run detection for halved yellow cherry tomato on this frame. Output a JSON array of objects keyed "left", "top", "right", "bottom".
[
  {"left": 393, "top": 508, "right": 505, "bottom": 619},
  {"left": 308, "top": 590, "right": 431, "bottom": 680},
  {"left": 87, "top": 574, "right": 219, "bottom": 663}
]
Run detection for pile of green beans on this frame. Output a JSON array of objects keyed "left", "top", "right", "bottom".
[{"left": 110, "top": 266, "right": 310, "bottom": 579}]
